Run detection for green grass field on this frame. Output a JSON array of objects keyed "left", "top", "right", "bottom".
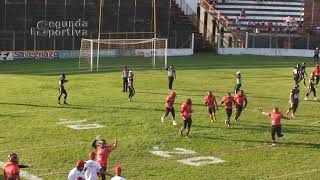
[{"left": 0, "top": 54, "right": 319, "bottom": 180}]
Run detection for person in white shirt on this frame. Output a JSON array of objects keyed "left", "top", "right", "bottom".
[
  {"left": 67, "top": 160, "right": 85, "bottom": 180},
  {"left": 84, "top": 151, "right": 105, "bottom": 180},
  {"left": 111, "top": 165, "right": 126, "bottom": 180}
]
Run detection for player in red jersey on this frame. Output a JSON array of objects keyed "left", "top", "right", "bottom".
[
  {"left": 204, "top": 91, "right": 218, "bottom": 126},
  {"left": 3, "top": 153, "right": 32, "bottom": 180},
  {"left": 161, "top": 91, "right": 177, "bottom": 125},
  {"left": 221, "top": 92, "right": 236, "bottom": 127},
  {"left": 92, "top": 136, "right": 117, "bottom": 180},
  {"left": 234, "top": 90, "right": 248, "bottom": 122},
  {"left": 260, "top": 107, "right": 290, "bottom": 146},
  {"left": 180, "top": 98, "right": 193, "bottom": 138},
  {"left": 314, "top": 64, "right": 320, "bottom": 85}
]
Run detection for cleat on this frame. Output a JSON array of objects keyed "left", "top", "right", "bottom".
[
  {"left": 128, "top": 98, "right": 132, "bottom": 102},
  {"left": 58, "top": 102, "right": 61, "bottom": 105},
  {"left": 314, "top": 97, "right": 318, "bottom": 101},
  {"left": 270, "top": 143, "right": 276, "bottom": 147},
  {"left": 185, "top": 135, "right": 190, "bottom": 138},
  {"left": 161, "top": 117, "right": 164, "bottom": 123},
  {"left": 291, "top": 115, "right": 295, "bottom": 119},
  {"left": 172, "top": 121, "right": 177, "bottom": 126},
  {"left": 63, "top": 102, "right": 68, "bottom": 105},
  {"left": 304, "top": 97, "right": 308, "bottom": 101}
]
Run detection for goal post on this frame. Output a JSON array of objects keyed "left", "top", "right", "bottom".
[{"left": 79, "top": 38, "right": 168, "bottom": 71}]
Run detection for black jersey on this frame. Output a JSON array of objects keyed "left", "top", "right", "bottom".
[
  {"left": 309, "top": 76, "right": 315, "bottom": 87},
  {"left": 291, "top": 88, "right": 300, "bottom": 100},
  {"left": 315, "top": 49, "right": 319, "bottom": 56},
  {"left": 128, "top": 76, "right": 134, "bottom": 87},
  {"left": 59, "top": 78, "right": 67, "bottom": 89}
]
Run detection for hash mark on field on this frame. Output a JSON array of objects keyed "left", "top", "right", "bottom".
[{"left": 0, "top": 161, "right": 43, "bottom": 180}]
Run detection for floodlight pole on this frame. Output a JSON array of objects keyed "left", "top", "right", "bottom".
[{"left": 153, "top": 0, "right": 157, "bottom": 38}]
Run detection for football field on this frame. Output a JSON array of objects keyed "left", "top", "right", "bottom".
[{"left": 0, "top": 54, "right": 319, "bottom": 180}]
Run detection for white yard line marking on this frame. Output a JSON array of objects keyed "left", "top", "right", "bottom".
[
  {"left": 0, "top": 161, "right": 43, "bottom": 180},
  {"left": 56, "top": 118, "right": 105, "bottom": 130},
  {"left": 266, "top": 169, "right": 320, "bottom": 179},
  {"left": 56, "top": 120, "right": 87, "bottom": 124}
]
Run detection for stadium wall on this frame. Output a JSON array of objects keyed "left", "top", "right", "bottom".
[{"left": 218, "top": 48, "right": 314, "bottom": 57}]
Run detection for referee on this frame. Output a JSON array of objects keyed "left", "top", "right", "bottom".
[
  {"left": 122, "top": 66, "right": 129, "bottom": 92},
  {"left": 166, "top": 65, "right": 176, "bottom": 90}
]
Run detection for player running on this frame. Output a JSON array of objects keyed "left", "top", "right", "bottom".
[
  {"left": 221, "top": 92, "right": 236, "bottom": 127},
  {"left": 314, "top": 47, "right": 319, "bottom": 64},
  {"left": 58, "top": 73, "right": 68, "bottom": 105},
  {"left": 299, "top": 63, "right": 308, "bottom": 86},
  {"left": 260, "top": 107, "right": 290, "bottom": 146},
  {"left": 67, "top": 160, "right": 85, "bottom": 180},
  {"left": 180, "top": 98, "right": 193, "bottom": 138},
  {"left": 3, "top": 153, "right": 32, "bottom": 180},
  {"left": 166, "top": 65, "right": 176, "bottom": 90},
  {"left": 304, "top": 73, "right": 318, "bottom": 101},
  {"left": 204, "top": 91, "right": 218, "bottom": 126},
  {"left": 314, "top": 64, "right": 320, "bottom": 85},
  {"left": 92, "top": 136, "right": 117, "bottom": 180},
  {"left": 292, "top": 64, "right": 301, "bottom": 85},
  {"left": 128, "top": 71, "right": 135, "bottom": 101},
  {"left": 234, "top": 90, "right": 248, "bottom": 122},
  {"left": 161, "top": 91, "right": 177, "bottom": 125},
  {"left": 286, "top": 85, "right": 300, "bottom": 118},
  {"left": 84, "top": 151, "right": 106, "bottom": 180},
  {"left": 234, "top": 71, "right": 242, "bottom": 93},
  {"left": 122, "top": 66, "right": 129, "bottom": 92}
]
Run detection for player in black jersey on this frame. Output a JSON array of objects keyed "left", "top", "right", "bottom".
[
  {"left": 314, "top": 47, "right": 319, "bottom": 64},
  {"left": 58, "top": 73, "right": 68, "bottom": 105},
  {"left": 298, "top": 63, "right": 308, "bottom": 86},
  {"left": 234, "top": 71, "right": 242, "bottom": 94},
  {"left": 128, "top": 71, "right": 135, "bottom": 101},
  {"left": 122, "top": 66, "right": 129, "bottom": 92},
  {"left": 286, "top": 85, "right": 300, "bottom": 118},
  {"left": 304, "top": 73, "right": 318, "bottom": 101},
  {"left": 292, "top": 64, "right": 301, "bottom": 85}
]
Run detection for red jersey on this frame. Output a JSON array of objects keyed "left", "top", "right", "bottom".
[
  {"left": 268, "top": 112, "right": 284, "bottom": 126},
  {"left": 314, "top": 66, "right": 320, "bottom": 76},
  {"left": 204, "top": 95, "right": 216, "bottom": 108},
  {"left": 222, "top": 96, "right": 235, "bottom": 109},
  {"left": 181, "top": 102, "right": 192, "bottom": 119},
  {"left": 165, "top": 95, "right": 175, "bottom": 109},
  {"left": 234, "top": 94, "right": 247, "bottom": 106},
  {"left": 3, "top": 162, "right": 20, "bottom": 180},
  {"left": 97, "top": 145, "right": 113, "bottom": 165}
]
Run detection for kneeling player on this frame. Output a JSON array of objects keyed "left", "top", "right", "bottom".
[
  {"left": 161, "top": 91, "right": 177, "bottom": 125},
  {"left": 260, "top": 107, "right": 290, "bottom": 146},
  {"left": 286, "top": 85, "right": 300, "bottom": 118},
  {"left": 234, "top": 90, "right": 248, "bottom": 121},
  {"left": 304, "top": 73, "right": 317, "bottom": 100},
  {"left": 180, "top": 98, "right": 193, "bottom": 138},
  {"left": 58, "top": 73, "right": 68, "bottom": 105},
  {"left": 221, "top": 92, "right": 236, "bottom": 127},
  {"left": 204, "top": 91, "right": 218, "bottom": 126}
]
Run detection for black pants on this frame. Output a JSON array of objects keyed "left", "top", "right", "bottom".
[
  {"left": 123, "top": 77, "right": 128, "bottom": 92},
  {"left": 292, "top": 100, "right": 299, "bottom": 113},
  {"left": 225, "top": 109, "right": 232, "bottom": 119},
  {"left": 306, "top": 86, "right": 316, "bottom": 97},
  {"left": 101, "top": 166, "right": 107, "bottom": 180},
  {"left": 314, "top": 55, "right": 319, "bottom": 64},
  {"left": 129, "top": 86, "right": 135, "bottom": 99},
  {"left": 235, "top": 83, "right": 241, "bottom": 93},
  {"left": 164, "top": 107, "right": 175, "bottom": 119},
  {"left": 271, "top": 125, "right": 283, "bottom": 141},
  {"left": 58, "top": 88, "right": 67, "bottom": 102},
  {"left": 182, "top": 118, "right": 192, "bottom": 129},
  {"left": 168, "top": 76, "right": 174, "bottom": 90},
  {"left": 235, "top": 105, "right": 243, "bottom": 119}
]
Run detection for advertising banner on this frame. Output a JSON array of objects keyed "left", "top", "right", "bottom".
[
  {"left": 0, "top": 51, "right": 14, "bottom": 61},
  {"left": 14, "top": 51, "right": 59, "bottom": 60}
]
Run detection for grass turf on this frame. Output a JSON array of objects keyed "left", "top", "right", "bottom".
[{"left": 0, "top": 54, "right": 319, "bottom": 180}]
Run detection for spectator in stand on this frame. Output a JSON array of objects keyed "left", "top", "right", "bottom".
[
  {"left": 240, "top": 9, "right": 246, "bottom": 19},
  {"left": 268, "top": 22, "right": 273, "bottom": 33}
]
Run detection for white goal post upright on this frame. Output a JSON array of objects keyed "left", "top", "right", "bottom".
[{"left": 79, "top": 38, "right": 168, "bottom": 71}]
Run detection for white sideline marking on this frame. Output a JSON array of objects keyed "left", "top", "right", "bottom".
[
  {"left": 266, "top": 169, "right": 320, "bottom": 179},
  {"left": 177, "top": 156, "right": 225, "bottom": 166},
  {"left": 0, "top": 161, "right": 43, "bottom": 180},
  {"left": 57, "top": 118, "right": 105, "bottom": 130},
  {"left": 66, "top": 124, "right": 105, "bottom": 130}
]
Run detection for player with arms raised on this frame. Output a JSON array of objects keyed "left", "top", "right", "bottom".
[
  {"left": 58, "top": 73, "right": 68, "bottom": 105},
  {"left": 92, "top": 136, "right": 117, "bottom": 180},
  {"left": 260, "top": 107, "right": 290, "bottom": 146},
  {"left": 204, "top": 91, "right": 218, "bottom": 126},
  {"left": 161, "top": 91, "right": 177, "bottom": 125}
]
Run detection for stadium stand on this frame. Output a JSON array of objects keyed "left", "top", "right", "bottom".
[
  {"left": 0, "top": 0, "right": 213, "bottom": 51},
  {"left": 214, "top": 0, "right": 305, "bottom": 33}
]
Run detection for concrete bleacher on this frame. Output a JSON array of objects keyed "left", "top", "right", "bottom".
[{"left": 215, "top": 0, "right": 304, "bottom": 25}]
